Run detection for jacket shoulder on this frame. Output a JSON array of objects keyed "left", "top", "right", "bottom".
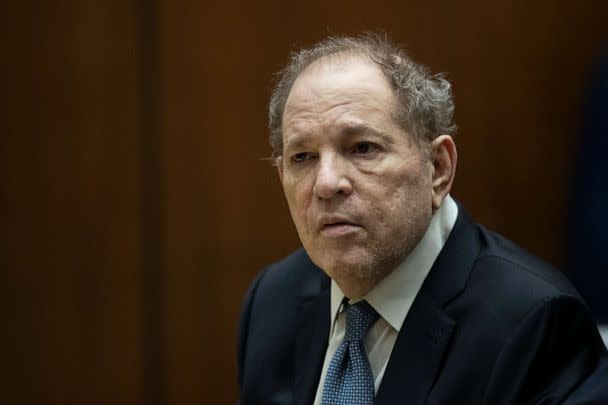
[
  {"left": 475, "top": 225, "right": 581, "bottom": 300},
  {"left": 237, "top": 247, "right": 327, "bottom": 401},
  {"left": 450, "top": 223, "right": 586, "bottom": 339}
]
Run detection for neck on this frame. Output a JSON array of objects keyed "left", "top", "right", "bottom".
[{"left": 334, "top": 275, "right": 382, "bottom": 299}]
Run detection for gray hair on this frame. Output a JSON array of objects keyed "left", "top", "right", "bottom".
[{"left": 268, "top": 33, "right": 456, "bottom": 159}]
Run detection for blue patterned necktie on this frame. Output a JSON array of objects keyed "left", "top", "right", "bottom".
[{"left": 321, "top": 300, "right": 380, "bottom": 405}]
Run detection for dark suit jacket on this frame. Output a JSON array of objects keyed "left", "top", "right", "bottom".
[{"left": 238, "top": 207, "right": 607, "bottom": 404}]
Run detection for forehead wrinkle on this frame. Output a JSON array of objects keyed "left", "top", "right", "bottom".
[
  {"left": 283, "top": 119, "right": 395, "bottom": 154},
  {"left": 282, "top": 96, "right": 358, "bottom": 148},
  {"left": 282, "top": 57, "right": 402, "bottom": 153},
  {"left": 284, "top": 90, "right": 393, "bottom": 132},
  {"left": 283, "top": 100, "right": 399, "bottom": 153},
  {"left": 282, "top": 103, "right": 357, "bottom": 152},
  {"left": 284, "top": 86, "right": 370, "bottom": 119},
  {"left": 285, "top": 64, "right": 394, "bottom": 118}
]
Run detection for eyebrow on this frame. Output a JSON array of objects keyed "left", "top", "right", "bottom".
[
  {"left": 338, "top": 123, "right": 393, "bottom": 143},
  {"left": 283, "top": 122, "right": 394, "bottom": 152},
  {"left": 283, "top": 136, "right": 308, "bottom": 153}
]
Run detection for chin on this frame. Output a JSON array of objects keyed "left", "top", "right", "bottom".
[{"left": 313, "top": 246, "right": 386, "bottom": 282}]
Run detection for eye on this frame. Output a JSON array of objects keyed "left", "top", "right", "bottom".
[
  {"left": 352, "top": 142, "right": 378, "bottom": 155},
  {"left": 291, "top": 152, "right": 315, "bottom": 163}
]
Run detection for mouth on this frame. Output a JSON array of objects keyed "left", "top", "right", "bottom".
[{"left": 320, "top": 219, "right": 362, "bottom": 237}]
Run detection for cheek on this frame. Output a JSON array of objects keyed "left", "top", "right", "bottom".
[
  {"left": 283, "top": 176, "right": 314, "bottom": 224},
  {"left": 379, "top": 161, "right": 428, "bottom": 192},
  {"left": 370, "top": 166, "right": 432, "bottom": 220}
]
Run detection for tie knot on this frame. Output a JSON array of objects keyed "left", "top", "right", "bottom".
[{"left": 344, "top": 300, "right": 379, "bottom": 342}]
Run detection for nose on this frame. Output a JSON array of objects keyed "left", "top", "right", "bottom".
[{"left": 312, "top": 153, "right": 353, "bottom": 199}]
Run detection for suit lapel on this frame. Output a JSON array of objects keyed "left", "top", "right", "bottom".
[
  {"left": 376, "top": 204, "right": 482, "bottom": 405},
  {"left": 375, "top": 292, "right": 455, "bottom": 405},
  {"left": 294, "top": 274, "right": 331, "bottom": 405}
]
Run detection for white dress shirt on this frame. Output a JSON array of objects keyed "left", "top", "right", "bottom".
[{"left": 312, "top": 195, "right": 458, "bottom": 404}]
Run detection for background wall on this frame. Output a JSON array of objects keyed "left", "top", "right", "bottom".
[{"left": 3, "top": 1, "right": 607, "bottom": 403}]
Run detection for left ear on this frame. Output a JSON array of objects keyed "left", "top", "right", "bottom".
[{"left": 430, "top": 135, "right": 457, "bottom": 211}]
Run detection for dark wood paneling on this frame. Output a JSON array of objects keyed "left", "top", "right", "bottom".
[
  {"left": 3, "top": 1, "right": 142, "bottom": 404},
  {"left": 2, "top": 4, "right": 41, "bottom": 403},
  {"left": 137, "top": 0, "right": 167, "bottom": 404}
]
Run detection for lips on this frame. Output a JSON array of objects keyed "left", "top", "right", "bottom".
[
  {"left": 318, "top": 216, "right": 361, "bottom": 237},
  {"left": 319, "top": 216, "right": 356, "bottom": 228}
]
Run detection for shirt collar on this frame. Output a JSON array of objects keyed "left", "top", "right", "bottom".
[{"left": 329, "top": 195, "right": 458, "bottom": 333}]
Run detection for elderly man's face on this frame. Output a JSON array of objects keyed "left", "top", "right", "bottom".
[{"left": 278, "top": 57, "right": 434, "bottom": 288}]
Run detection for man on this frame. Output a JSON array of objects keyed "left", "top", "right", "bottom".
[{"left": 237, "top": 34, "right": 607, "bottom": 405}]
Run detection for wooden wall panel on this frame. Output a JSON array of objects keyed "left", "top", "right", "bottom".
[
  {"left": 34, "top": 2, "right": 141, "bottom": 403},
  {"left": 2, "top": 4, "right": 41, "bottom": 402},
  {"left": 3, "top": 2, "right": 142, "bottom": 404}
]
